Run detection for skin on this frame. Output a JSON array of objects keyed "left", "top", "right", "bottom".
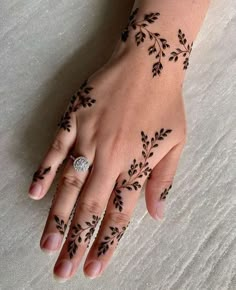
[{"left": 28, "top": 0, "right": 210, "bottom": 282}]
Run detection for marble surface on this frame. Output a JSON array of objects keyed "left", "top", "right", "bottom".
[{"left": 0, "top": 0, "right": 235, "bottom": 289}]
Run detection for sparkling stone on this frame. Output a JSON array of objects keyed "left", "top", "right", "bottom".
[{"left": 73, "top": 156, "right": 90, "bottom": 172}]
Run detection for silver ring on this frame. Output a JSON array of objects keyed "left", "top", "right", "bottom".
[{"left": 70, "top": 155, "right": 91, "bottom": 172}]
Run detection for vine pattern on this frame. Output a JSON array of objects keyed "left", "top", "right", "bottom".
[
  {"left": 54, "top": 215, "right": 67, "bottom": 235},
  {"left": 160, "top": 184, "right": 172, "bottom": 200},
  {"left": 169, "top": 29, "right": 193, "bottom": 70},
  {"left": 68, "top": 215, "right": 100, "bottom": 259},
  {"left": 32, "top": 166, "right": 51, "bottom": 182},
  {"left": 97, "top": 223, "right": 129, "bottom": 257},
  {"left": 113, "top": 129, "right": 172, "bottom": 212},
  {"left": 58, "top": 80, "right": 96, "bottom": 132},
  {"left": 121, "top": 8, "right": 170, "bottom": 77}
]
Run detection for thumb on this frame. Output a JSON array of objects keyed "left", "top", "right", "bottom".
[{"left": 145, "top": 139, "right": 185, "bottom": 221}]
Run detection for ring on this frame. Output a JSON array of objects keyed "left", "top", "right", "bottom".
[{"left": 70, "top": 155, "right": 91, "bottom": 172}]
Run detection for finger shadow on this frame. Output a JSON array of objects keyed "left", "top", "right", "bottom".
[{"left": 16, "top": 1, "right": 134, "bottom": 206}]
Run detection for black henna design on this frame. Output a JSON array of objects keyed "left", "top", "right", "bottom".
[
  {"left": 54, "top": 215, "right": 67, "bottom": 235},
  {"left": 55, "top": 157, "right": 67, "bottom": 174},
  {"left": 32, "top": 166, "right": 51, "bottom": 182},
  {"left": 48, "top": 190, "right": 57, "bottom": 212},
  {"left": 113, "top": 129, "right": 172, "bottom": 212},
  {"left": 160, "top": 184, "right": 172, "bottom": 200},
  {"left": 58, "top": 79, "right": 96, "bottom": 132},
  {"left": 169, "top": 29, "right": 193, "bottom": 70},
  {"left": 68, "top": 215, "right": 100, "bottom": 259},
  {"left": 97, "top": 223, "right": 129, "bottom": 257},
  {"left": 121, "top": 8, "right": 170, "bottom": 77}
]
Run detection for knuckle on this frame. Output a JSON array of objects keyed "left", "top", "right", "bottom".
[
  {"left": 79, "top": 199, "right": 103, "bottom": 216},
  {"left": 50, "top": 138, "right": 65, "bottom": 154},
  {"left": 154, "top": 173, "right": 175, "bottom": 185},
  {"left": 107, "top": 211, "right": 130, "bottom": 226},
  {"left": 62, "top": 175, "right": 84, "bottom": 191}
]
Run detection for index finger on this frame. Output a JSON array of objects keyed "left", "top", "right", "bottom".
[{"left": 28, "top": 122, "right": 76, "bottom": 200}]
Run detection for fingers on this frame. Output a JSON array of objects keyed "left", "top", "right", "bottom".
[
  {"left": 39, "top": 158, "right": 90, "bottom": 254},
  {"left": 145, "top": 139, "right": 185, "bottom": 220},
  {"left": 52, "top": 128, "right": 175, "bottom": 281},
  {"left": 82, "top": 169, "right": 144, "bottom": 279},
  {"left": 52, "top": 158, "right": 120, "bottom": 282},
  {"left": 28, "top": 115, "right": 77, "bottom": 200},
  {"left": 39, "top": 134, "right": 96, "bottom": 254}
]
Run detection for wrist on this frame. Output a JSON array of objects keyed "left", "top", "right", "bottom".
[
  {"left": 107, "top": 36, "right": 185, "bottom": 91},
  {"left": 106, "top": 8, "right": 190, "bottom": 89}
]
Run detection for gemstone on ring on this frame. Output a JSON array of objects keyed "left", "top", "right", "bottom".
[{"left": 73, "top": 156, "right": 90, "bottom": 172}]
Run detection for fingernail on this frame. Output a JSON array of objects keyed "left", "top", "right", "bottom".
[
  {"left": 84, "top": 260, "right": 102, "bottom": 279},
  {"left": 28, "top": 183, "right": 42, "bottom": 199},
  {"left": 42, "top": 233, "right": 62, "bottom": 252},
  {"left": 54, "top": 259, "right": 72, "bottom": 280},
  {"left": 53, "top": 273, "right": 68, "bottom": 283},
  {"left": 155, "top": 200, "right": 165, "bottom": 220}
]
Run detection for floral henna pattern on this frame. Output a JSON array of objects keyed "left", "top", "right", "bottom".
[
  {"left": 97, "top": 223, "right": 129, "bottom": 257},
  {"left": 32, "top": 166, "right": 51, "bottom": 182},
  {"left": 54, "top": 215, "right": 67, "bottom": 235},
  {"left": 68, "top": 215, "right": 100, "bottom": 259},
  {"left": 121, "top": 8, "right": 170, "bottom": 77},
  {"left": 169, "top": 29, "right": 193, "bottom": 70},
  {"left": 58, "top": 79, "right": 96, "bottom": 132},
  {"left": 160, "top": 184, "right": 172, "bottom": 200},
  {"left": 113, "top": 129, "right": 172, "bottom": 212}
]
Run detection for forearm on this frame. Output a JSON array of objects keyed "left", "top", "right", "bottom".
[{"left": 111, "top": 0, "right": 210, "bottom": 85}]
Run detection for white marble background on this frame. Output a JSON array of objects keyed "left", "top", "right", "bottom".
[{"left": 0, "top": 0, "right": 235, "bottom": 289}]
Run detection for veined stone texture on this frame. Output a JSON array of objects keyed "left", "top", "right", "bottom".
[{"left": 0, "top": 0, "right": 235, "bottom": 289}]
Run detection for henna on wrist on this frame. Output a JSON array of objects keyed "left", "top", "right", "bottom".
[
  {"left": 169, "top": 29, "right": 193, "bottom": 70},
  {"left": 121, "top": 8, "right": 170, "bottom": 77}
]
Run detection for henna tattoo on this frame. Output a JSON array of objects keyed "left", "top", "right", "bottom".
[
  {"left": 169, "top": 29, "right": 193, "bottom": 70},
  {"left": 121, "top": 8, "right": 170, "bottom": 77},
  {"left": 68, "top": 215, "right": 100, "bottom": 259},
  {"left": 97, "top": 223, "right": 129, "bottom": 257},
  {"left": 54, "top": 215, "right": 67, "bottom": 235},
  {"left": 113, "top": 129, "right": 172, "bottom": 212},
  {"left": 55, "top": 157, "right": 67, "bottom": 174},
  {"left": 32, "top": 166, "right": 51, "bottom": 182},
  {"left": 58, "top": 80, "right": 96, "bottom": 132},
  {"left": 160, "top": 184, "right": 172, "bottom": 200}
]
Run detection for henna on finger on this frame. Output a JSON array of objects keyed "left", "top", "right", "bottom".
[
  {"left": 121, "top": 8, "right": 170, "bottom": 77},
  {"left": 113, "top": 129, "right": 172, "bottom": 212},
  {"left": 169, "top": 29, "right": 193, "bottom": 70},
  {"left": 97, "top": 222, "right": 129, "bottom": 257},
  {"left": 67, "top": 215, "right": 101, "bottom": 259},
  {"left": 32, "top": 166, "right": 51, "bottom": 182},
  {"left": 58, "top": 80, "right": 96, "bottom": 132},
  {"left": 160, "top": 184, "right": 172, "bottom": 200},
  {"left": 54, "top": 215, "right": 67, "bottom": 235}
]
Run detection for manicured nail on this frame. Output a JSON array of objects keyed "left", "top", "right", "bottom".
[
  {"left": 155, "top": 200, "right": 165, "bottom": 220},
  {"left": 42, "top": 233, "right": 62, "bottom": 252},
  {"left": 84, "top": 260, "right": 102, "bottom": 279},
  {"left": 54, "top": 259, "right": 72, "bottom": 281},
  {"left": 28, "top": 183, "right": 42, "bottom": 199}
]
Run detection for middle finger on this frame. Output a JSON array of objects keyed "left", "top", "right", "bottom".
[{"left": 53, "top": 153, "right": 120, "bottom": 282}]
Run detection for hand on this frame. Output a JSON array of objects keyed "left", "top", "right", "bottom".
[{"left": 28, "top": 34, "right": 186, "bottom": 281}]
